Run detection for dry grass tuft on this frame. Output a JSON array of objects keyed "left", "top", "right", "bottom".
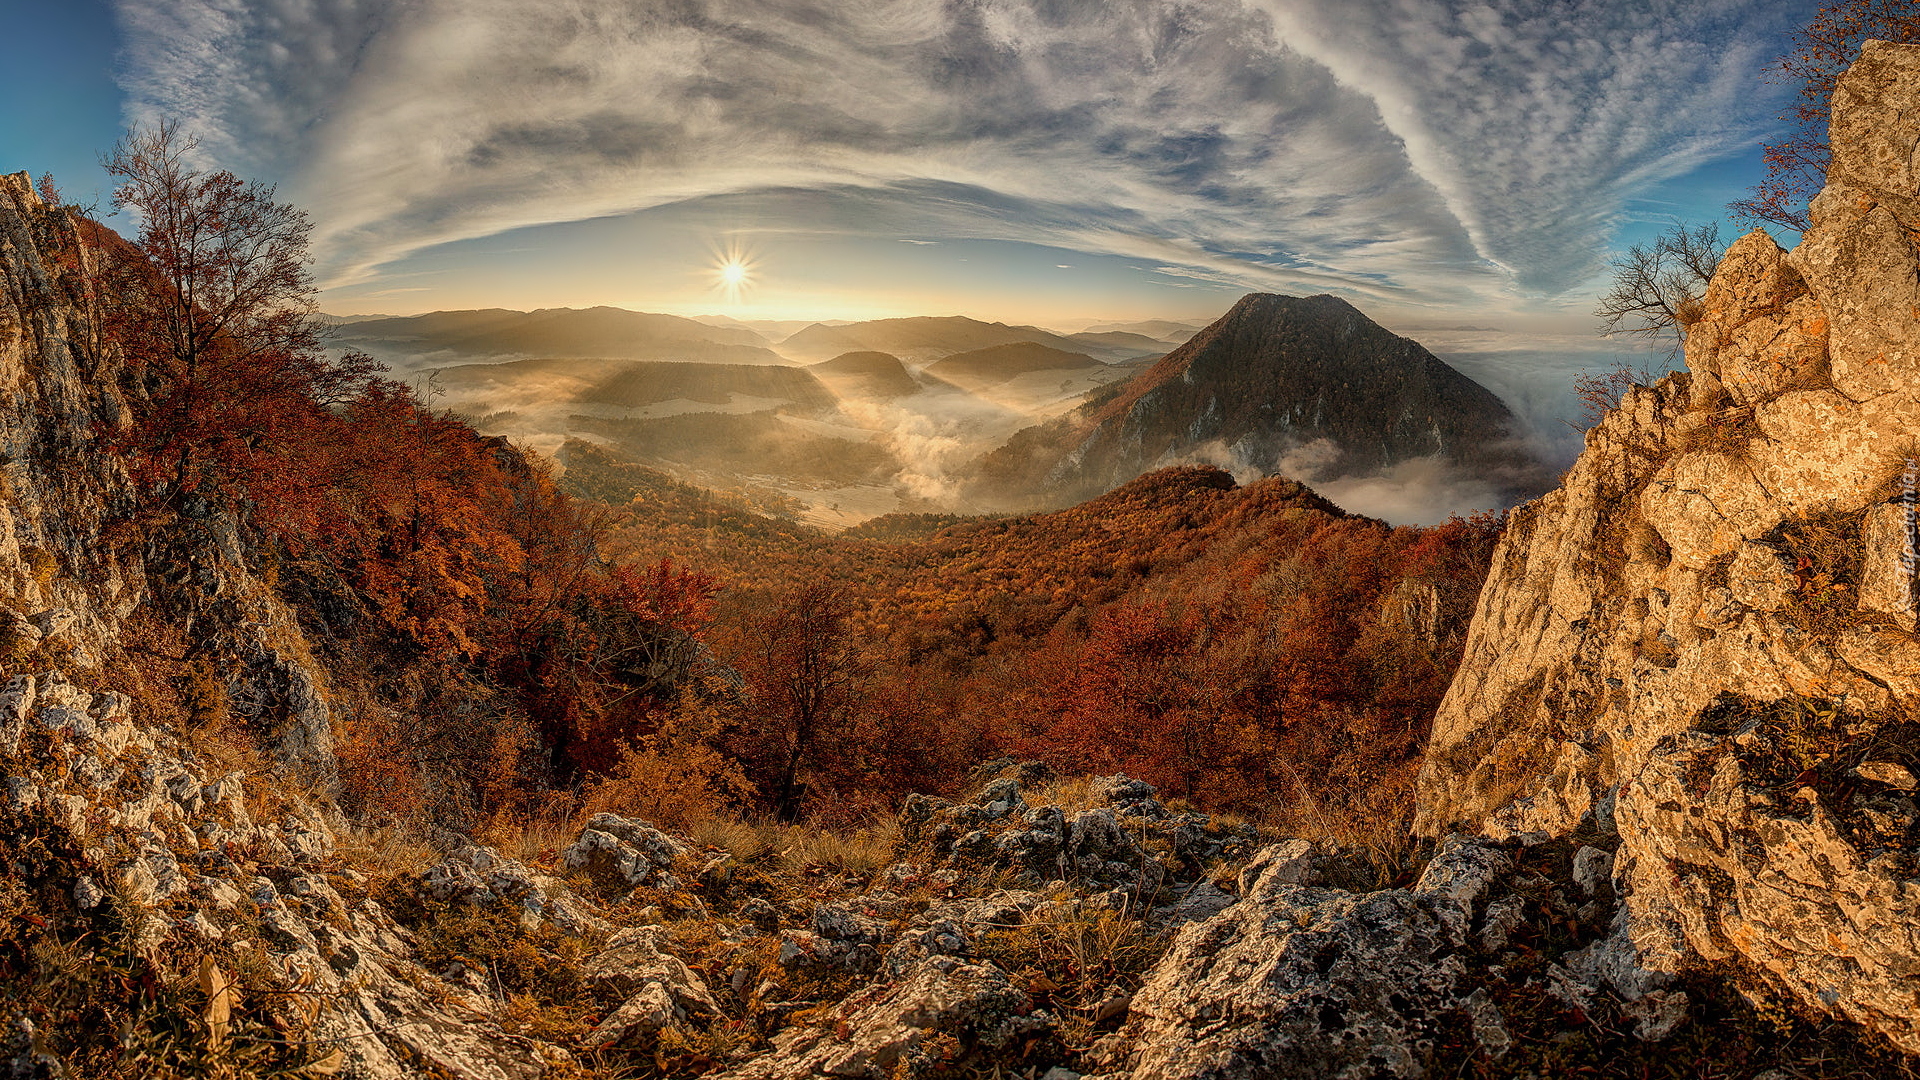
[
  {"left": 334, "top": 825, "right": 439, "bottom": 886},
  {"left": 767, "top": 819, "right": 900, "bottom": 875},
  {"left": 686, "top": 816, "right": 769, "bottom": 863}
]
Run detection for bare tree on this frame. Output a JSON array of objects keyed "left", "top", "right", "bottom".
[
  {"left": 1592, "top": 222, "right": 1725, "bottom": 361},
  {"left": 103, "top": 121, "right": 320, "bottom": 381}
]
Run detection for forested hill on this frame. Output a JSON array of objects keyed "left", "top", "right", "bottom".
[
  {"left": 580, "top": 451, "right": 1503, "bottom": 818},
  {"left": 966, "top": 292, "right": 1550, "bottom": 508}
]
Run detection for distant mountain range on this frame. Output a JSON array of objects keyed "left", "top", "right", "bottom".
[
  {"left": 323, "top": 296, "right": 1542, "bottom": 526},
  {"left": 329, "top": 306, "right": 1169, "bottom": 369},
  {"left": 775, "top": 315, "right": 1163, "bottom": 365},
  {"left": 334, "top": 306, "right": 787, "bottom": 365},
  {"left": 1077, "top": 318, "right": 1202, "bottom": 342}
]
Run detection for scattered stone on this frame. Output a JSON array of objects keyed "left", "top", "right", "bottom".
[
  {"left": 562, "top": 813, "right": 689, "bottom": 889},
  {"left": 713, "top": 957, "right": 1048, "bottom": 1080},
  {"left": 26, "top": 609, "right": 74, "bottom": 640},
  {"left": 740, "top": 896, "right": 781, "bottom": 933},
  {"left": 1571, "top": 845, "right": 1614, "bottom": 897},
  {"left": 1856, "top": 761, "right": 1919, "bottom": 791}
]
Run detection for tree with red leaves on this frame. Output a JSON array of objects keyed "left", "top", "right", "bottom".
[
  {"left": 100, "top": 121, "right": 381, "bottom": 509},
  {"left": 736, "top": 580, "right": 863, "bottom": 821},
  {"left": 1731, "top": 1, "right": 1920, "bottom": 232}
]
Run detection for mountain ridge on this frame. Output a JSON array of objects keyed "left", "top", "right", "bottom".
[{"left": 966, "top": 291, "right": 1547, "bottom": 509}]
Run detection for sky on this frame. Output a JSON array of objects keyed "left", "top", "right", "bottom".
[{"left": 0, "top": 0, "right": 1818, "bottom": 332}]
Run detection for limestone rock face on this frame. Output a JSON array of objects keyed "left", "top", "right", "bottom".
[
  {"left": 0, "top": 173, "right": 339, "bottom": 784},
  {"left": 1099, "top": 835, "right": 1678, "bottom": 1080},
  {"left": 1414, "top": 39, "right": 1920, "bottom": 1048},
  {"left": 1617, "top": 727, "right": 1920, "bottom": 1052},
  {"left": 0, "top": 667, "right": 557, "bottom": 1078}
]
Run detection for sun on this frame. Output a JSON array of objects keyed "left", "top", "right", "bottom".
[{"left": 711, "top": 245, "right": 755, "bottom": 304}]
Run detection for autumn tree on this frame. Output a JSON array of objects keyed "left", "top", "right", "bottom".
[
  {"left": 99, "top": 120, "right": 379, "bottom": 508},
  {"left": 1731, "top": 1, "right": 1920, "bottom": 232},
  {"left": 737, "top": 581, "right": 864, "bottom": 820}
]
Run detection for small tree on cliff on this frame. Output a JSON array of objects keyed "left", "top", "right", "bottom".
[
  {"left": 1592, "top": 221, "right": 1723, "bottom": 358},
  {"left": 1731, "top": 0, "right": 1920, "bottom": 232},
  {"left": 1580, "top": 222, "right": 1725, "bottom": 425},
  {"left": 100, "top": 121, "right": 377, "bottom": 506}
]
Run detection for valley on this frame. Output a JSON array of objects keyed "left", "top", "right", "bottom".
[{"left": 335, "top": 295, "right": 1549, "bottom": 529}]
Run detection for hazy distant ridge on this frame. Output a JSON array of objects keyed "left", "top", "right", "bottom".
[{"left": 334, "top": 306, "right": 788, "bottom": 365}]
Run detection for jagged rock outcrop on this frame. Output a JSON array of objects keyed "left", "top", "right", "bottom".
[
  {"left": 0, "top": 173, "right": 144, "bottom": 669},
  {"left": 0, "top": 667, "right": 563, "bottom": 1078},
  {"left": 1414, "top": 39, "right": 1920, "bottom": 1052},
  {"left": 1089, "top": 834, "right": 1681, "bottom": 1079},
  {"left": 0, "top": 172, "right": 339, "bottom": 784}
]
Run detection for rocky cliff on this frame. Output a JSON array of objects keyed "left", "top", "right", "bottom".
[
  {"left": 0, "top": 172, "right": 336, "bottom": 784},
  {"left": 1415, "top": 38, "right": 1920, "bottom": 1053}
]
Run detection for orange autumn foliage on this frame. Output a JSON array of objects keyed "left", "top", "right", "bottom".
[
  {"left": 1732, "top": 1, "right": 1920, "bottom": 231},
  {"left": 599, "top": 464, "right": 1503, "bottom": 827}
]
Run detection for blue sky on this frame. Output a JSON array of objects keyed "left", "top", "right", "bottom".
[{"left": 2, "top": 0, "right": 1815, "bottom": 337}]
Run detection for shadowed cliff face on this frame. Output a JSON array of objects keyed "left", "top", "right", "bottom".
[
  {"left": 1414, "top": 40, "right": 1920, "bottom": 1052},
  {"left": 0, "top": 171, "right": 337, "bottom": 785},
  {"left": 966, "top": 293, "right": 1551, "bottom": 515}
]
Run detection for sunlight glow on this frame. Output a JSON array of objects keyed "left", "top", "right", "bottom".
[{"left": 711, "top": 243, "right": 755, "bottom": 305}]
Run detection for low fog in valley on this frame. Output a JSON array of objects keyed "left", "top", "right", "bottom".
[{"left": 330, "top": 301, "right": 1618, "bottom": 527}]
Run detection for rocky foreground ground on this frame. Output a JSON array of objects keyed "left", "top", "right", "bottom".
[{"left": 3, "top": 658, "right": 1909, "bottom": 1078}]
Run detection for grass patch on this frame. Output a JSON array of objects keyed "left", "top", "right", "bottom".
[{"left": 1770, "top": 510, "right": 1869, "bottom": 636}]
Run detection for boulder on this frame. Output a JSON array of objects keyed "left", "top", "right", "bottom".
[
  {"left": 1108, "top": 835, "right": 1681, "bottom": 1078},
  {"left": 1114, "top": 837, "right": 1504, "bottom": 1079},
  {"left": 580, "top": 926, "right": 720, "bottom": 1049},
  {"left": 714, "top": 956, "right": 1049, "bottom": 1080},
  {"left": 562, "top": 813, "right": 689, "bottom": 889}
]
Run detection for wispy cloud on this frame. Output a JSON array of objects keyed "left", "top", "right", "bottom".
[{"left": 112, "top": 0, "right": 1804, "bottom": 306}]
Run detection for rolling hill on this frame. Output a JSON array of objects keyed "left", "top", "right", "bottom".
[
  {"left": 808, "top": 351, "right": 924, "bottom": 399},
  {"left": 777, "top": 315, "right": 1124, "bottom": 364},
  {"left": 922, "top": 342, "right": 1107, "bottom": 389}
]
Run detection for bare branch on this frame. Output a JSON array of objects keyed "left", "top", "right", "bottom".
[{"left": 1593, "top": 222, "right": 1724, "bottom": 361}]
